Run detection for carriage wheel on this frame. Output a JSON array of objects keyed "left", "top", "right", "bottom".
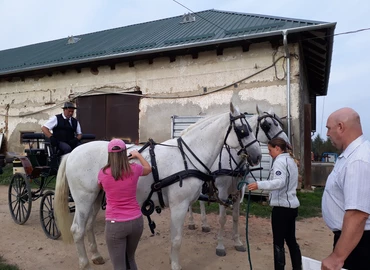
[
  {"left": 40, "top": 191, "right": 61, "bottom": 240},
  {"left": 8, "top": 173, "right": 32, "bottom": 225}
]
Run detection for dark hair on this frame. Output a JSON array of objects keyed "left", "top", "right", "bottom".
[
  {"left": 268, "top": 137, "right": 298, "bottom": 163},
  {"left": 268, "top": 137, "right": 288, "bottom": 152}
]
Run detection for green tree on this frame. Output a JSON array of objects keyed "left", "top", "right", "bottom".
[{"left": 311, "top": 134, "right": 340, "bottom": 161}]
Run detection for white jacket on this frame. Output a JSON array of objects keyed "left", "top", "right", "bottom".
[{"left": 257, "top": 153, "right": 300, "bottom": 208}]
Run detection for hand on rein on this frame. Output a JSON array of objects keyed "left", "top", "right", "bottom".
[{"left": 247, "top": 182, "right": 258, "bottom": 191}]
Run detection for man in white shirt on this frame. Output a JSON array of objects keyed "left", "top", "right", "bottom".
[
  {"left": 322, "top": 107, "right": 370, "bottom": 270},
  {"left": 41, "top": 102, "right": 83, "bottom": 155}
]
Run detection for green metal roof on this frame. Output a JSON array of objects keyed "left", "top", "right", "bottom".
[{"left": 0, "top": 9, "right": 335, "bottom": 95}]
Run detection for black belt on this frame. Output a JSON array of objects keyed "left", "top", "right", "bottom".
[{"left": 334, "top": 230, "right": 370, "bottom": 236}]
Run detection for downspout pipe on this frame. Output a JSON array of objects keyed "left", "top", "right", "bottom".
[{"left": 282, "top": 30, "right": 291, "bottom": 144}]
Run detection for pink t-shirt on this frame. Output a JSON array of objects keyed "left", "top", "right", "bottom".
[{"left": 98, "top": 163, "right": 143, "bottom": 222}]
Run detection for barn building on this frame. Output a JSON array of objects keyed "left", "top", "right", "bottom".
[{"left": 0, "top": 10, "right": 335, "bottom": 166}]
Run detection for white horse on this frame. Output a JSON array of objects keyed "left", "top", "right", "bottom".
[
  {"left": 54, "top": 103, "right": 262, "bottom": 270},
  {"left": 187, "top": 105, "right": 289, "bottom": 256}
]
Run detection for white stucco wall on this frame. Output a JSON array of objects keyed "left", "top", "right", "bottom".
[{"left": 0, "top": 41, "right": 302, "bottom": 154}]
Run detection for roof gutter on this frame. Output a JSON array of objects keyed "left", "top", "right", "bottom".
[
  {"left": 0, "top": 23, "right": 336, "bottom": 77},
  {"left": 280, "top": 22, "right": 336, "bottom": 147}
]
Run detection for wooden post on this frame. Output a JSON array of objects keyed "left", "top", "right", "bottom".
[{"left": 304, "top": 104, "right": 312, "bottom": 190}]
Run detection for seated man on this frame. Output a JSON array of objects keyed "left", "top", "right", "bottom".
[{"left": 41, "top": 102, "right": 82, "bottom": 155}]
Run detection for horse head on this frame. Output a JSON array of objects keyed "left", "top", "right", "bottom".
[
  {"left": 227, "top": 103, "right": 261, "bottom": 166},
  {"left": 254, "top": 104, "right": 290, "bottom": 144}
]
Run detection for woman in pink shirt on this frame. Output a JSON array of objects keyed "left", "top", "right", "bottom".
[{"left": 98, "top": 138, "right": 151, "bottom": 270}]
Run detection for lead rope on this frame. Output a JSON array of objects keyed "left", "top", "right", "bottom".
[{"left": 237, "top": 169, "right": 259, "bottom": 270}]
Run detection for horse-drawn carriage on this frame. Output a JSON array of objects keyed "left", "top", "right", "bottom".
[{"left": 8, "top": 133, "right": 95, "bottom": 239}]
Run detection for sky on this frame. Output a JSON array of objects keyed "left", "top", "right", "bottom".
[{"left": 1, "top": 0, "right": 369, "bottom": 139}]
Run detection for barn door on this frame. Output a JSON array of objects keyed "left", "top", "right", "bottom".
[{"left": 76, "top": 93, "right": 140, "bottom": 142}]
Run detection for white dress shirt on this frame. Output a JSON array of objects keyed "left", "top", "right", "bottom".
[
  {"left": 43, "top": 114, "right": 82, "bottom": 135},
  {"left": 322, "top": 135, "right": 370, "bottom": 231}
]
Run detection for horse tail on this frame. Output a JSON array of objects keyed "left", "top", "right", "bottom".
[{"left": 54, "top": 153, "right": 74, "bottom": 244}]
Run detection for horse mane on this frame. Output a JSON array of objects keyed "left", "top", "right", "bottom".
[{"left": 179, "top": 113, "right": 227, "bottom": 136}]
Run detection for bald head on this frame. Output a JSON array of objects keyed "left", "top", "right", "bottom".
[
  {"left": 326, "top": 107, "right": 362, "bottom": 151},
  {"left": 329, "top": 107, "right": 361, "bottom": 128}
]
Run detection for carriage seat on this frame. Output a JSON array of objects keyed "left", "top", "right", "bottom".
[{"left": 22, "top": 133, "right": 96, "bottom": 171}]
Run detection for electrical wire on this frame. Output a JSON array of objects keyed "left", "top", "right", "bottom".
[{"left": 0, "top": 53, "right": 287, "bottom": 117}]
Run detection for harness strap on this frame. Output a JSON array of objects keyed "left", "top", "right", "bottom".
[
  {"left": 212, "top": 168, "right": 247, "bottom": 178},
  {"left": 177, "top": 137, "right": 188, "bottom": 171},
  {"left": 148, "top": 139, "right": 166, "bottom": 208},
  {"left": 152, "top": 169, "right": 214, "bottom": 191},
  {"left": 140, "top": 169, "right": 214, "bottom": 233},
  {"left": 177, "top": 137, "right": 212, "bottom": 174}
]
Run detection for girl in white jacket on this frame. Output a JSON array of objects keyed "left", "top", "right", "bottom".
[{"left": 248, "top": 137, "right": 302, "bottom": 270}]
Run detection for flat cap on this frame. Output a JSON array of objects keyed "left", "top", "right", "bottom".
[{"left": 62, "top": 102, "right": 77, "bottom": 109}]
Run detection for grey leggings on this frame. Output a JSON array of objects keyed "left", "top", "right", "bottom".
[{"left": 105, "top": 216, "right": 144, "bottom": 270}]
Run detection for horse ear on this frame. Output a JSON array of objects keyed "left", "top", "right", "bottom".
[
  {"left": 230, "top": 102, "right": 235, "bottom": 114},
  {"left": 230, "top": 103, "right": 241, "bottom": 116},
  {"left": 256, "top": 104, "right": 262, "bottom": 116}
]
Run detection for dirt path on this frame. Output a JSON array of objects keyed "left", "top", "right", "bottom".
[{"left": 0, "top": 185, "right": 333, "bottom": 270}]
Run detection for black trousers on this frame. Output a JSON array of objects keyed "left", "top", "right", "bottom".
[
  {"left": 333, "top": 230, "right": 370, "bottom": 270},
  {"left": 271, "top": 206, "right": 302, "bottom": 270}
]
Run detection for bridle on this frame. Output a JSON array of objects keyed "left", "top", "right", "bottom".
[
  {"left": 226, "top": 113, "right": 259, "bottom": 157},
  {"left": 255, "top": 112, "right": 284, "bottom": 140}
]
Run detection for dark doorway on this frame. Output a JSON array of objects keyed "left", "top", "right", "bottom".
[{"left": 76, "top": 93, "right": 140, "bottom": 143}]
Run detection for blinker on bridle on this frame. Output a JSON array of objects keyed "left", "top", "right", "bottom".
[
  {"left": 228, "top": 114, "right": 258, "bottom": 156},
  {"left": 256, "top": 112, "right": 284, "bottom": 140}
]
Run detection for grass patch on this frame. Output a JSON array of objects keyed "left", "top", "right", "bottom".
[
  {"left": 296, "top": 187, "right": 324, "bottom": 219},
  {"left": 0, "top": 165, "right": 13, "bottom": 185},
  {"left": 190, "top": 188, "right": 324, "bottom": 220},
  {"left": 0, "top": 163, "right": 56, "bottom": 190},
  {"left": 0, "top": 256, "right": 19, "bottom": 270}
]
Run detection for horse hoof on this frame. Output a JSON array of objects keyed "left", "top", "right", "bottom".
[
  {"left": 235, "top": 245, "right": 246, "bottom": 252},
  {"left": 92, "top": 256, "right": 105, "bottom": 265},
  {"left": 216, "top": 249, "right": 226, "bottom": 257},
  {"left": 201, "top": 227, "right": 210, "bottom": 233},
  {"left": 188, "top": 224, "right": 196, "bottom": 230}
]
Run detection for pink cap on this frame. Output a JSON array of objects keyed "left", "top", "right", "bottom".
[{"left": 108, "top": 139, "right": 126, "bottom": 152}]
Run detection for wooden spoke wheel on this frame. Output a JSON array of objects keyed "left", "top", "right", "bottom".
[
  {"left": 8, "top": 173, "right": 32, "bottom": 225},
  {"left": 40, "top": 191, "right": 61, "bottom": 240}
]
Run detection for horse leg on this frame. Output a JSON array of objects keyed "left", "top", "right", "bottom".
[
  {"left": 188, "top": 200, "right": 210, "bottom": 232},
  {"left": 233, "top": 196, "right": 246, "bottom": 252},
  {"left": 170, "top": 201, "right": 189, "bottom": 270},
  {"left": 70, "top": 208, "right": 91, "bottom": 270},
  {"left": 199, "top": 200, "right": 210, "bottom": 232},
  {"left": 187, "top": 205, "right": 196, "bottom": 230},
  {"left": 216, "top": 204, "right": 227, "bottom": 256},
  {"left": 86, "top": 192, "right": 105, "bottom": 265}
]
